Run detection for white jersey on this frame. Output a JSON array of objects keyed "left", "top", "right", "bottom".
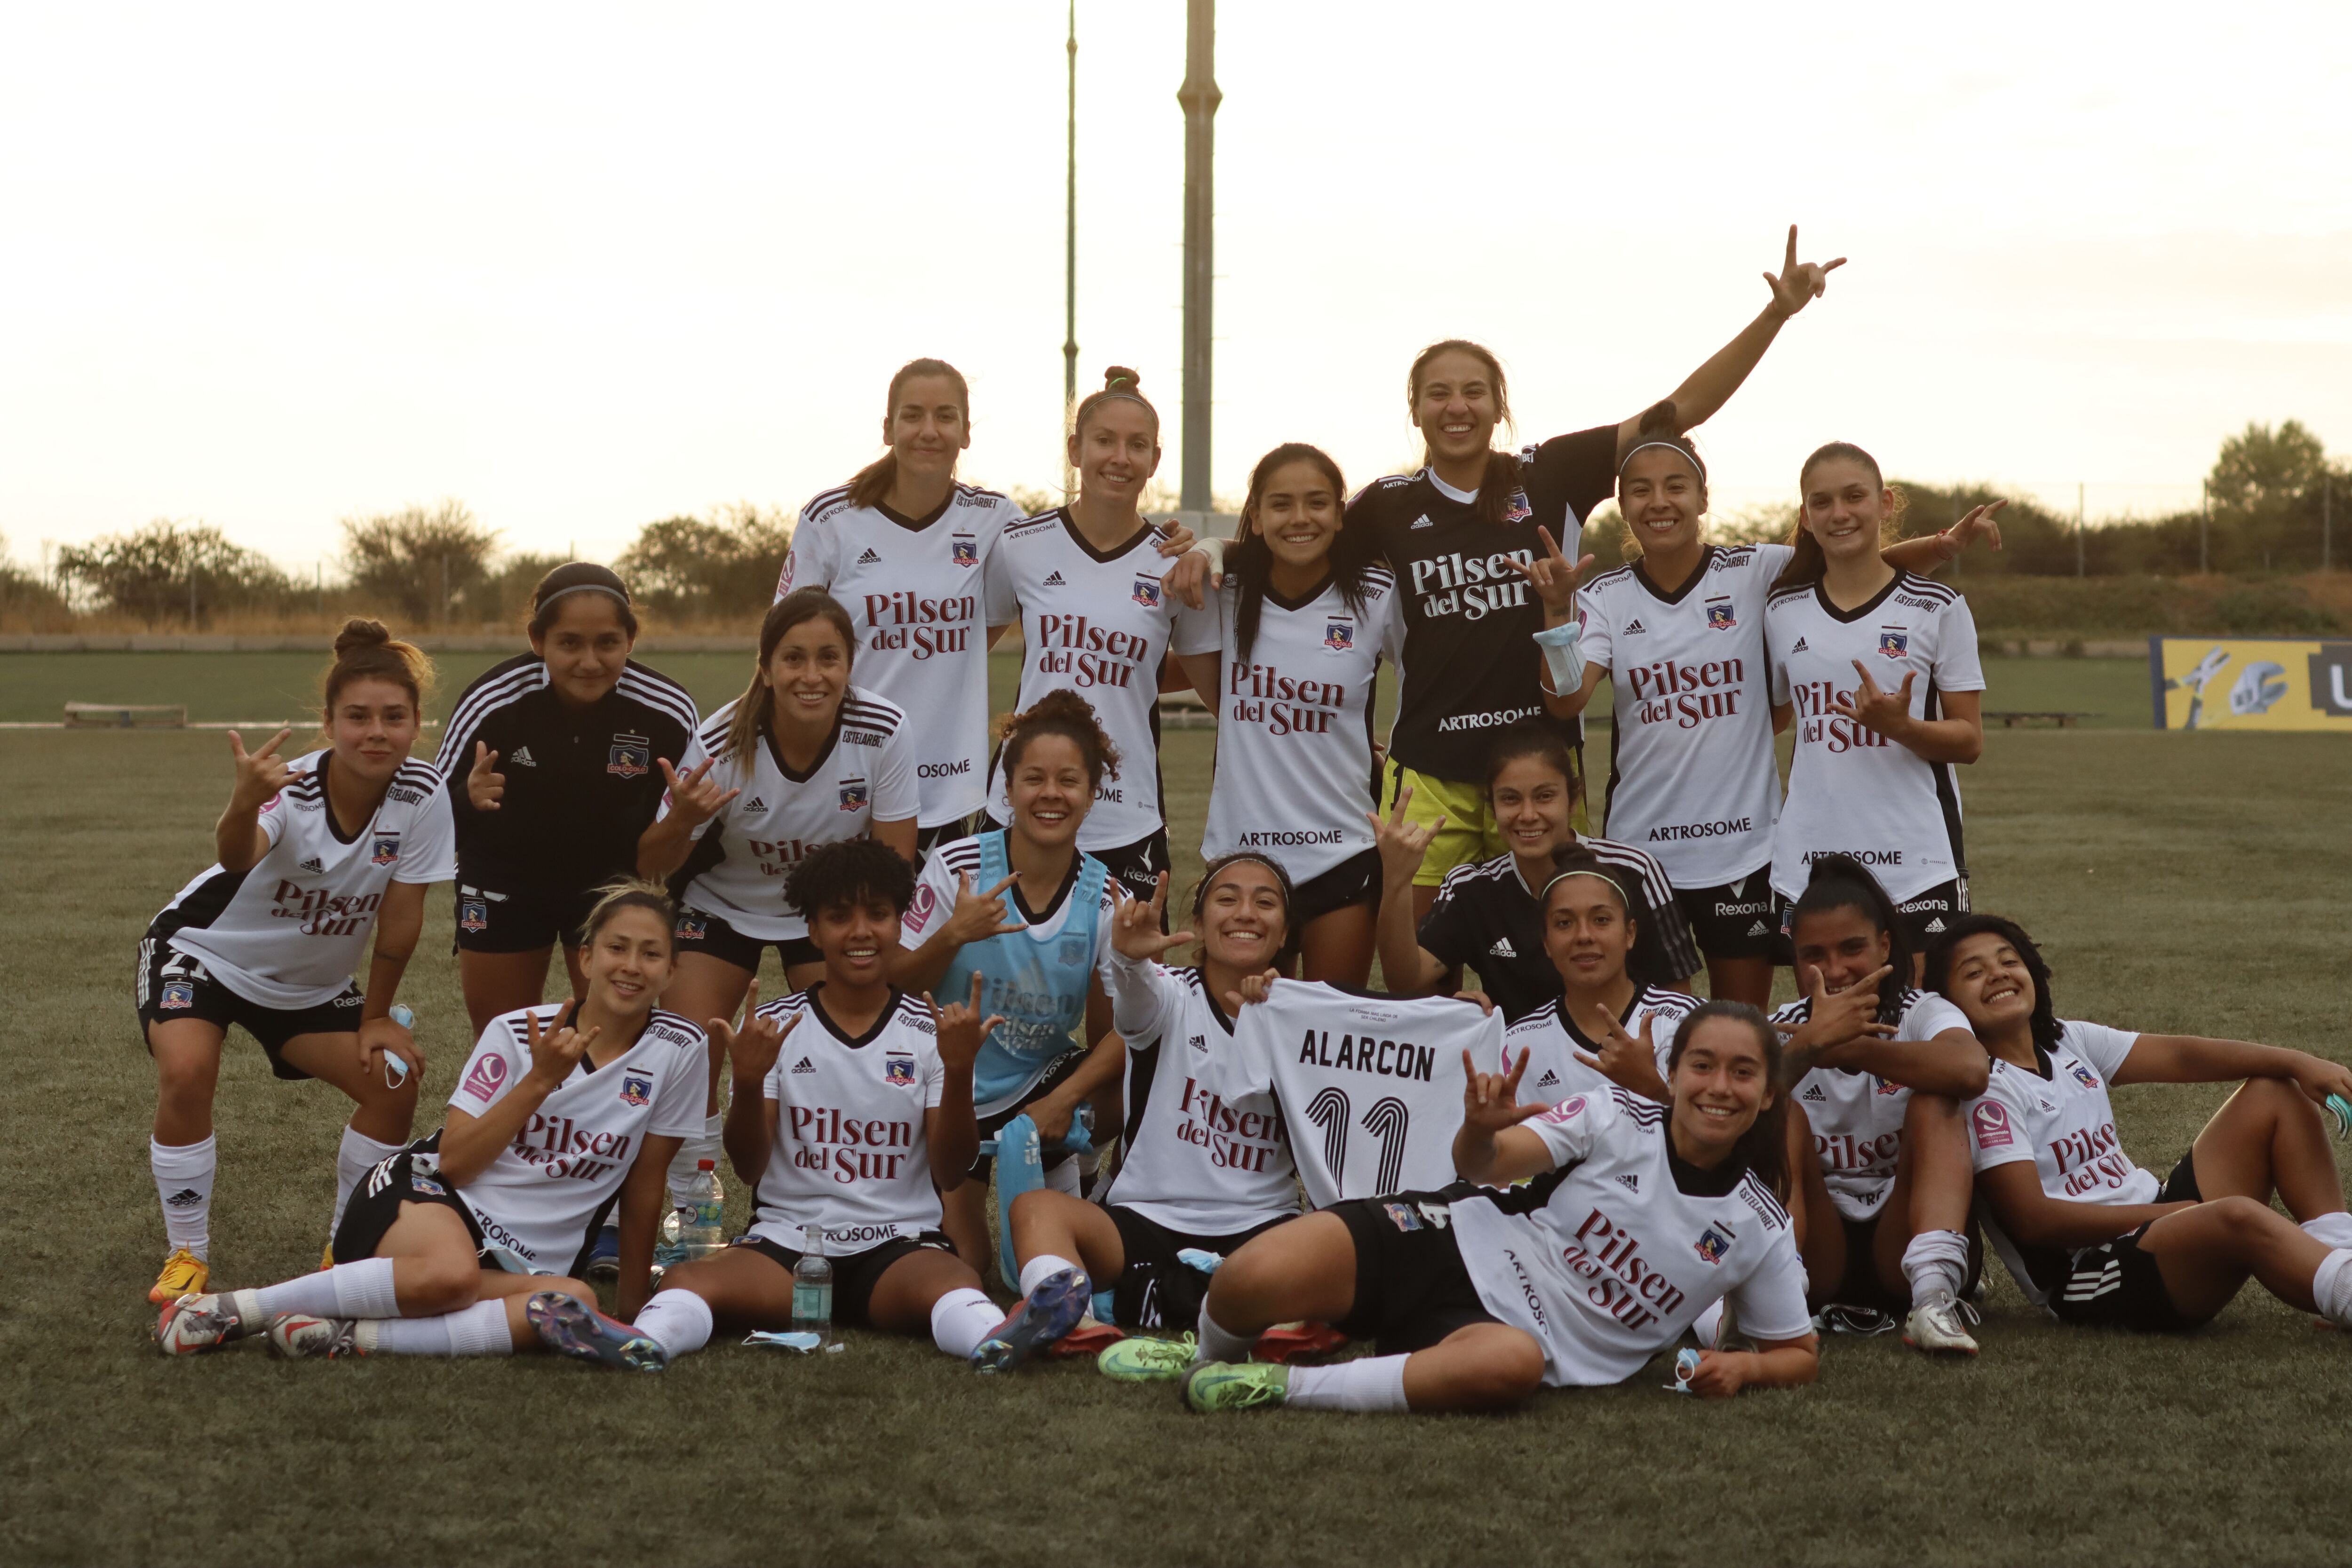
[
  {"left": 1772, "top": 987, "right": 1976, "bottom": 1221},
  {"left": 1577, "top": 543, "right": 1788, "bottom": 887},
  {"left": 1100, "top": 955, "right": 1299, "bottom": 1236},
  {"left": 1448, "top": 1085, "right": 1812, "bottom": 1386},
  {"left": 445, "top": 1004, "right": 706, "bottom": 1272},
  {"left": 774, "top": 482, "right": 1010, "bottom": 827},
  {"left": 1200, "top": 568, "right": 1406, "bottom": 883},
  {"left": 743, "top": 988, "right": 950, "bottom": 1253},
  {"left": 1224, "top": 981, "right": 1503, "bottom": 1210},
  {"left": 1766, "top": 572, "right": 1985, "bottom": 904},
  {"left": 1963, "top": 1019, "right": 2158, "bottom": 1305},
  {"left": 157, "top": 751, "right": 457, "bottom": 1008},
  {"left": 1501, "top": 986, "right": 1699, "bottom": 1108},
  {"left": 663, "top": 690, "right": 918, "bottom": 941},
  {"left": 984, "top": 509, "right": 1219, "bottom": 850}
]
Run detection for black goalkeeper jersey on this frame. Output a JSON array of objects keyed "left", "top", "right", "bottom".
[{"left": 434, "top": 654, "right": 700, "bottom": 893}]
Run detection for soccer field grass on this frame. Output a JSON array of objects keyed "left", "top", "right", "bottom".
[{"left": 4, "top": 658, "right": 2350, "bottom": 1566}]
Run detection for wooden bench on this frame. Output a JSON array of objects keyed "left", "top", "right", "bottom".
[
  {"left": 1982, "top": 710, "right": 2094, "bottom": 729},
  {"left": 64, "top": 702, "right": 188, "bottom": 729}
]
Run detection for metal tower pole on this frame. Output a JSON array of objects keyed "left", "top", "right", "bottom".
[
  {"left": 1177, "top": 0, "right": 1220, "bottom": 512},
  {"left": 1063, "top": 1, "right": 1078, "bottom": 417}
]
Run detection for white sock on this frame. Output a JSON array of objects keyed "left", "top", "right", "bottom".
[
  {"left": 667, "top": 1113, "right": 725, "bottom": 1210},
  {"left": 1901, "top": 1229, "right": 1971, "bottom": 1304},
  {"left": 1018, "top": 1254, "right": 1080, "bottom": 1299},
  {"left": 255, "top": 1258, "right": 400, "bottom": 1321},
  {"left": 1286, "top": 1354, "right": 1411, "bottom": 1413},
  {"left": 2314, "top": 1249, "right": 2352, "bottom": 1330},
  {"left": 1692, "top": 1299, "right": 1726, "bottom": 1350},
  {"left": 358, "top": 1300, "right": 514, "bottom": 1356},
  {"left": 333, "top": 1127, "right": 404, "bottom": 1238},
  {"left": 151, "top": 1136, "right": 216, "bottom": 1260},
  {"left": 634, "top": 1288, "right": 715, "bottom": 1359},
  {"left": 2302, "top": 1212, "right": 2352, "bottom": 1251},
  {"left": 1195, "top": 1305, "right": 1254, "bottom": 1365},
  {"left": 930, "top": 1287, "right": 1002, "bottom": 1357}
]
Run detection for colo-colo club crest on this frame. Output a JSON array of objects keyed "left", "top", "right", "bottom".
[{"left": 607, "top": 732, "right": 652, "bottom": 779}]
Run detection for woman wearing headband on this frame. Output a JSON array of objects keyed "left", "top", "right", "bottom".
[{"left": 436, "top": 563, "right": 700, "bottom": 1036}]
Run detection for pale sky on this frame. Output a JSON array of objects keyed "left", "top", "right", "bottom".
[{"left": 5, "top": 1, "right": 2351, "bottom": 574}]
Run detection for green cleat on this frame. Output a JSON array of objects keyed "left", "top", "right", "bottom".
[
  {"left": 1097, "top": 1333, "right": 1195, "bottom": 1383},
  {"left": 1180, "top": 1360, "right": 1290, "bottom": 1412}
]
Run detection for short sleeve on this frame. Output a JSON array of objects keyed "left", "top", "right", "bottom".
[
  {"left": 1170, "top": 589, "right": 1221, "bottom": 659},
  {"left": 1222, "top": 996, "right": 1279, "bottom": 1098},
  {"left": 1522, "top": 426, "right": 1621, "bottom": 533},
  {"left": 255, "top": 792, "right": 290, "bottom": 849},
  {"left": 1770, "top": 649, "right": 1791, "bottom": 706},
  {"left": 1934, "top": 594, "right": 1986, "bottom": 694},
  {"left": 983, "top": 541, "right": 1022, "bottom": 627},
  {"left": 1901, "top": 993, "right": 1976, "bottom": 1043},
  {"left": 2062, "top": 1020, "right": 2140, "bottom": 1080},
  {"left": 1724, "top": 1226, "right": 1815, "bottom": 1343},
  {"left": 1964, "top": 1081, "right": 2034, "bottom": 1172},
  {"left": 900, "top": 846, "right": 959, "bottom": 947},
  {"left": 1751, "top": 541, "right": 1796, "bottom": 578},
  {"left": 1575, "top": 590, "right": 1614, "bottom": 674},
  {"left": 1105, "top": 953, "right": 1180, "bottom": 1044},
  {"left": 922, "top": 1044, "right": 946, "bottom": 1111},
  {"left": 1372, "top": 582, "right": 1407, "bottom": 671},
  {"left": 1625, "top": 847, "right": 1699, "bottom": 983},
  {"left": 655, "top": 722, "right": 725, "bottom": 840},
  {"left": 448, "top": 1023, "right": 524, "bottom": 1114},
  {"left": 1416, "top": 881, "right": 1478, "bottom": 967},
  {"left": 1525, "top": 1076, "right": 1619, "bottom": 1168},
  {"left": 393, "top": 787, "right": 460, "bottom": 885},
  {"left": 872, "top": 715, "right": 919, "bottom": 824},
  {"left": 776, "top": 506, "right": 833, "bottom": 601},
  {"left": 649, "top": 1033, "right": 709, "bottom": 1139},
  {"left": 1092, "top": 885, "right": 1119, "bottom": 975}
]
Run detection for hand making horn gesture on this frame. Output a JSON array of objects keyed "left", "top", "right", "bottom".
[
  {"left": 942, "top": 870, "right": 1029, "bottom": 946},
  {"left": 226, "top": 726, "right": 302, "bottom": 808},
  {"left": 1367, "top": 787, "right": 1446, "bottom": 888},
  {"left": 657, "top": 756, "right": 741, "bottom": 831},
  {"left": 1573, "top": 1009, "right": 1670, "bottom": 1101},
  {"left": 1762, "top": 223, "right": 1847, "bottom": 320},
  {"left": 925, "top": 972, "right": 1005, "bottom": 1076},
  {"left": 708, "top": 979, "right": 799, "bottom": 1084},
  {"left": 1461, "top": 1050, "right": 1549, "bottom": 1140},
  {"left": 1221, "top": 968, "right": 1282, "bottom": 1013},
  {"left": 1782, "top": 963, "right": 1897, "bottom": 1071},
  {"left": 1832, "top": 661, "right": 1917, "bottom": 742},
  {"left": 466, "top": 741, "right": 507, "bottom": 812},
  {"left": 1110, "top": 874, "right": 1196, "bottom": 964},
  {"left": 1933, "top": 499, "right": 2009, "bottom": 563},
  {"left": 1502, "top": 525, "right": 1596, "bottom": 619},
  {"left": 524, "top": 1006, "right": 599, "bottom": 1090}
]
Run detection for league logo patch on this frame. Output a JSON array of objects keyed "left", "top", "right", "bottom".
[
  {"left": 409, "top": 1174, "right": 446, "bottom": 1196},
  {"left": 839, "top": 778, "right": 869, "bottom": 812},
  {"left": 884, "top": 1056, "right": 917, "bottom": 1087},
  {"left": 620, "top": 1071, "right": 653, "bottom": 1107},
  {"left": 1875, "top": 1075, "right": 1902, "bottom": 1097},
  {"left": 676, "top": 912, "right": 707, "bottom": 941},
  {"left": 1877, "top": 629, "right": 1909, "bottom": 659},
  {"left": 1132, "top": 574, "right": 1163, "bottom": 609},
  {"left": 1324, "top": 619, "right": 1355, "bottom": 652},
  {"left": 1382, "top": 1202, "right": 1424, "bottom": 1233},
  {"left": 1502, "top": 490, "right": 1533, "bottom": 525},
  {"left": 160, "top": 979, "right": 196, "bottom": 1010},
  {"left": 1058, "top": 935, "right": 1089, "bottom": 965},
  {"left": 776, "top": 557, "right": 796, "bottom": 595},
  {"left": 1549, "top": 1094, "right": 1589, "bottom": 1122},
  {"left": 906, "top": 881, "right": 938, "bottom": 934},
  {"left": 2069, "top": 1062, "right": 2101, "bottom": 1091},
  {"left": 952, "top": 535, "right": 978, "bottom": 567},
  {"left": 459, "top": 899, "right": 488, "bottom": 933},
  {"left": 1971, "top": 1099, "right": 2014, "bottom": 1149},
  {"left": 1693, "top": 1224, "right": 1733, "bottom": 1265},
  {"left": 607, "top": 733, "right": 652, "bottom": 779},
  {"left": 371, "top": 832, "right": 400, "bottom": 866},
  {"left": 1706, "top": 600, "right": 1737, "bottom": 631},
  {"left": 460, "top": 1052, "right": 509, "bottom": 1104}
]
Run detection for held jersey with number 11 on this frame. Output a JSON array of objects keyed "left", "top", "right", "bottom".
[{"left": 1223, "top": 981, "right": 1502, "bottom": 1209}]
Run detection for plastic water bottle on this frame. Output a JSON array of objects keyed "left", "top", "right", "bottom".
[
  {"left": 682, "top": 1160, "right": 723, "bottom": 1260},
  {"left": 793, "top": 1227, "right": 834, "bottom": 1345}
]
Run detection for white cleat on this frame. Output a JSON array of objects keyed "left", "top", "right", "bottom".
[
  {"left": 266, "top": 1312, "right": 367, "bottom": 1360},
  {"left": 155, "top": 1290, "right": 259, "bottom": 1355},
  {"left": 1903, "top": 1290, "right": 1981, "bottom": 1356}
]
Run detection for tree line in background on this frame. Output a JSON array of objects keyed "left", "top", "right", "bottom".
[{"left": 12, "top": 422, "right": 2349, "bottom": 632}]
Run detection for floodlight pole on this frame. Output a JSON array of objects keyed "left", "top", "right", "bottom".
[
  {"left": 2075, "top": 481, "right": 2084, "bottom": 578},
  {"left": 2200, "top": 479, "right": 2209, "bottom": 574},
  {"left": 2325, "top": 473, "right": 2334, "bottom": 572},
  {"left": 1063, "top": 0, "right": 1078, "bottom": 417},
  {"left": 1178, "top": 0, "right": 1220, "bottom": 513}
]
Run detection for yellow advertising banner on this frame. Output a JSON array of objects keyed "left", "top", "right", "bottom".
[{"left": 2151, "top": 637, "right": 2352, "bottom": 731}]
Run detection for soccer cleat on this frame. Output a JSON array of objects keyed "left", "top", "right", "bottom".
[
  {"left": 318, "top": 1242, "right": 335, "bottom": 1273},
  {"left": 1902, "top": 1291, "right": 1982, "bottom": 1356},
  {"left": 266, "top": 1313, "right": 365, "bottom": 1360},
  {"left": 970, "top": 1267, "right": 1091, "bottom": 1375},
  {"left": 1180, "top": 1360, "right": 1290, "bottom": 1412},
  {"left": 155, "top": 1291, "right": 257, "bottom": 1355},
  {"left": 1811, "top": 1303, "right": 1898, "bottom": 1337},
  {"left": 1097, "top": 1333, "right": 1196, "bottom": 1383},
  {"left": 148, "top": 1248, "right": 209, "bottom": 1305},
  {"left": 585, "top": 1226, "right": 621, "bottom": 1284},
  {"left": 525, "top": 1291, "right": 667, "bottom": 1372}
]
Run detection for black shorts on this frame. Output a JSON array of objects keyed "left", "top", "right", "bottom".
[
  {"left": 916, "top": 815, "right": 981, "bottom": 857},
  {"left": 135, "top": 929, "right": 363, "bottom": 1081},
  {"left": 730, "top": 1230, "right": 957, "bottom": 1329},
  {"left": 452, "top": 877, "right": 600, "bottom": 956},
  {"left": 1676, "top": 866, "right": 1788, "bottom": 964},
  {"left": 1289, "top": 850, "right": 1382, "bottom": 926},
  {"left": 1823, "top": 1211, "right": 1986, "bottom": 1313},
  {"left": 969, "top": 1049, "right": 1092, "bottom": 1181},
  {"left": 331, "top": 1134, "right": 495, "bottom": 1267},
  {"left": 1088, "top": 828, "right": 1172, "bottom": 910},
  {"left": 1892, "top": 878, "right": 1971, "bottom": 951},
  {"left": 2048, "top": 1153, "right": 2197, "bottom": 1332},
  {"left": 1330, "top": 1186, "right": 1501, "bottom": 1353},
  {"left": 1105, "top": 1206, "right": 1290, "bottom": 1332},
  {"left": 673, "top": 905, "right": 820, "bottom": 973}
]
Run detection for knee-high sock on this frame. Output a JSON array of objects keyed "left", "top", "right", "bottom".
[
  {"left": 151, "top": 1136, "right": 216, "bottom": 1260},
  {"left": 2314, "top": 1250, "right": 2352, "bottom": 1330},
  {"left": 1286, "top": 1355, "right": 1410, "bottom": 1413},
  {"left": 251, "top": 1257, "right": 402, "bottom": 1321},
  {"left": 333, "top": 1127, "right": 404, "bottom": 1239},
  {"left": 2301, "top": 1212, "right": 2352, "bottom": 1251},
  {"left": 930, "top": 1288, "right": 1002, "bottom": 1357},
  {"left": 1195, "top": 1304, "right": 1254, "bottom": 1364},
  {"left": 1901, "top": 1229, "right": 1970, "bottom": 1303},
  {"left": 1018, "top": 1254, "right": 1080, "bottom": 1299},
  {"left": 358, "top": 1300, "right": 515, "bottom": 1356},
  {"left": 634, "top": 1289, "right": 715, "bottom": 1359}
]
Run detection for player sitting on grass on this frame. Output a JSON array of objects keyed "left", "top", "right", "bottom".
[
  {"left": 1774, "top": 857, "right": 1988, "bottom": 1356},
  {"left": 1171, "top": 1003, "right": 1819, "bottom": 1413},
  {"left": 622, "top": 840, "right": 1006, "bottom": 1366},
  {"left": 157, "top": 881, "right": 703, "bottom": 1368},
  {"left": 1927, "top": 915, "right": 2352, "bottom": 1335},
  {"left": 982, "top": 857, "right": 1303, "bottom": 1378}
]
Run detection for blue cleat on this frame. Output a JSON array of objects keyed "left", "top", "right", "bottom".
[
  {"left": 525, "top": 1290, "right": 667, "bottom": 1372},
  {"left": 970, "top": 1267, "right": 1091, "bottom": 1375},
  {"left": 585, "top": 1226, "right": 621, "bottom": 1284}
]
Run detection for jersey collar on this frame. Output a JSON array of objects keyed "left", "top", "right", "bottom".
[
  {"left": 1550, "top": 985, "right": 1647, "bottom": 1051},
  {"left": 1811, "top": 570, "right": 1907, "bottom": 625},
  {"left": 877, "top": 493, "right": 955, "bottom": 533},
  {"left": 1054, "top": 508, "right": 1163, "bottom": 566},
  {"left": 804, "top": 984, "right": 903, "bottom": 1050},
  {"left": 1631, "top": 545, "right": 1716, "bottom": 606},
  {"left": 1424, "top": 468, "right": 1478, "bottom": 506},
  {"left": 761, "top": 707, "right": 843, "bottom": 784},
  {"left": 1007, "top": 852, "right": 1082, "bottom": 926},
  {"left": 1663, "top": 1126, "right": 1747, "bottom": 1197}
]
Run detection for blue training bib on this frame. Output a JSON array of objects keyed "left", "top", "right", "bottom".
[{"left": 943, "top": 831, "right": 1106, "bottom": 1112}]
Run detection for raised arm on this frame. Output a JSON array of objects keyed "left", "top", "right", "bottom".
[
  {"left": 2114, "top": 1034, "right": 2352, "bottom": 1103},
  {"left": 437, "top": 1011, "right": 592, "bottom": 1188},
  {"left": 888, "top": 870, "right": 1027, "bottom": 994},
  {"left": 1370, "top": 793, "right": 1453, "bottom": 997},
  {"left": 216, "top": 726, "right": 297, "bottom": 871},
  {"left": 1451, "top": 1051, "right": 1555, "bottom": 1186}
]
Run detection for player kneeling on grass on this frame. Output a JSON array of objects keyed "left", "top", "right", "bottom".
[
  {"left": 1927, "top": 915, "right": 2352, "bottom": 1335},
  {"left": 157, "top": 881, "right": 704, "bottom": 1368},
  {"left": 984, "top": 858, "right": 1305, "bottom": 1378},
  {"left": 624, "top": 840, "right": 1006, "bottom": 1365},
  {"left": 1174, "top": 1003, "right": 1818, "bottom": 1413}
]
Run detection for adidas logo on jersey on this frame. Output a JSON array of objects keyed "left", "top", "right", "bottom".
[
  {"left": 1614, "top": 1172, "right": 1640, "bottom": 1193},
  {"left": 1534, "top": 1069, "right": 1560, "bottom": 1089},
  {"left": 743, "top": 797, "right": 768, "bottom": 813},
  {"left": 1625, "top": 619, "right": 1646, "bottom": 634},
  {"left": 1188, "top": 1034, "right": 1208, "bottom": 1053},
  {"left": 1747, "top": 920, "right": 1770, "bottom": 937},
  {"left": 1044, "top": 571, "right": 1066, "bottom": 585},
  {"left": 1409, "top": 513, "right": 1434, "bottom": 530},
  {"left": 1488, "top": 937, "right": 1516, "bottom": 958},
  {"left": 510, "top": 746, "right": 537, "bottom": 767},
  {"left": 1801, "top": 1082, "right": 1827, "bottom": 1102},
  {"left": 857, "top": 548, "right": 882, "bottom": 564},
  {"left": 1791, "top": 637, "right": 1809, "bottom": 653},
  {"left": 298, "top": 857, "right": 324, "bottom": 874},
  {"left": 790, "top": 1056, "right": 816, "bottom": 1074},
  {"left": 163, "top": 1186, "right": 204, "bottom": 1208},
  {"left": 1924, "top": 917, "right": 1947, "bottom": 933}
]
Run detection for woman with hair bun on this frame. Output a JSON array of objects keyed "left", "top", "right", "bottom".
[
  {"left": 983, "top": 367, "right": 1216, "bottom": 909},
  {"left": 434, "top": 563, "right": 699, "bottom": 1035},
  {"left": 138, "top": 620, "right": 457, "bottom": 1308}
]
